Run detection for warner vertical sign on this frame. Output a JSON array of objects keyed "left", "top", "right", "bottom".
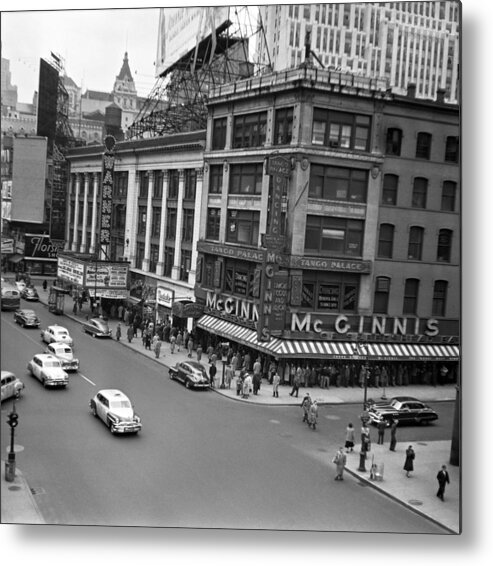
[{"left": 99, "top": 136, "right": 116, "bottom": 256}]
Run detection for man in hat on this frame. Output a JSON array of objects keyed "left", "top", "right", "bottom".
[{"left": 301, "top": 392, "right": 312, "bottom": 423}]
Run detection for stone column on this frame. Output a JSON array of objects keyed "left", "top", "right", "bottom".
[
  {"left": 89, "top": 173, "right": 99, "bottom": 254},
  {"left": 125, "top": 168, "right": 139, "bottom": 268},
  {"left": 171, "top": 169, "right": 185, "bottom": 280},
  {"left": 141, "top": 171, "right": 154, "bottom": 272},
  {"left": 64, "top": 174, "right": 74, "bottom": 250},
  {"left": 156, "top": 170, "right": 169, "bottom": 276},
  {"left": 71, "top": 174, "right": 81, "bottom": 251},
  {"left": 80, "top": 173, "right": 90, "bottom": 252}
]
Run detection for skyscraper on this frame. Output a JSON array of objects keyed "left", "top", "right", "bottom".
[{"left": 257, "top": 2, "right": 460, "bottom": 103}]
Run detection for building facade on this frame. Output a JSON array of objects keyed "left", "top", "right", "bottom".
[
  {"left": 257, "top": 2, "right": 460, "bottom": 104},
  {"left": 64, "top": 131, "right": 206, "bottom": 326},
  {"left": 193, "top": 65, "right": 459, "bottom": 387}
]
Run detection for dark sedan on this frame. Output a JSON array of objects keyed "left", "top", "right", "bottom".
[
  {"left": 169, "top": 361, "right": 210, "bottom": 389},
  {"left": 82, "top": 317, "right": 112, "bottom": 338},
  {"left": 368, "top": 397, "right": 438, "bottom": 426},
  {"left": 20, "top": 286, "right": 39, "bottom": 301},
  {"left": 13, "top": 308, "right": 41, "bottom": 328}
]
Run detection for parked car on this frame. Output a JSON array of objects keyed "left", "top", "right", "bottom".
[
  {"left": 41, "top": 324, "right": 74, "bottom": 346},
  {"left": 20, "top": 286, "right": 39, "bottom": 301},
  {"left": 82, "top": 317, "right": 112, "bottom": 338},
  {"left": 45, "top": 342, "right": 79, "bottom": 372},
  {"left": 169, "top": 361, "right": 210, "bottom": 389},
  {"left": 27, "top": 354, "right": 69, "bottom": 388},
  {"left": 368, "top": 396, "right": 438, "bottom": 426},
  {"left": 89, "top": 389, "right": 142, "bottom": 434},
  {"left": 1, "top": 370, "right": 25, "bottom": 402},
  {"left": 14, "top": 308, "right": 41, "bottom": 328}
]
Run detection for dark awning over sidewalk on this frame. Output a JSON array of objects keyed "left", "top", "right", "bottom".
[{"left": 196, "top": 315, "right": 460, "bottom": 362}]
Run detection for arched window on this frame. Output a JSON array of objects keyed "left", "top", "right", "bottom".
[
  {"left": 403, "top": 278, "right": 419, "bottom": 315},
  {"left": 437, "top": 229, "right": 452, "bottom": 262},
  {"left": 385, "top": 128, "right": 402, "bottom": 156},
  {"left": 382, "top": 174, "right": 398, "bottom": 205},
  {"left": 408, "top": 226, "right": 424, "bottom": 260},
  {"left": 432, "top": 280, "right": 448, "bottom": 317},
  {"left": 441, "top": 181, "right": 456, "bottom": 211},
  {"left": 412, "top": 177, "right": 428, "bottom": 208},
  {"left": 416, "top": 132, "right": 432, "bottom": 159},
  {"left": 377, "top": 224, "right": 394, "bottom": 258},
  {"left": 374, "top": 277, "right": 391, "bottom": 314}
]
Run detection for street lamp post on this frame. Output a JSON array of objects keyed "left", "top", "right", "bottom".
[
  {"left": 354, "top": 340, "right": 370, "bottom": 472},
  {"left": 5, "top": 401, "right": 19, "bottom": 482}
]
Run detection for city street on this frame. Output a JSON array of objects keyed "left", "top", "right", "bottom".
[{"left": 1, "top": 306, "right": 451, "bottom": 532}]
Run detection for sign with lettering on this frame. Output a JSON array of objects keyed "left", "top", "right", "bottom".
[
  {"left": 99, "top": 136, "right": 116, "bottom": 246},
  {"left": 24, "top": 234, "right": 58, "bottom": 260},
  {"left": 57, "top": 256, "right": 84, "bottom": 285},
  {"left": 270, "top": 271, "right": 289, "bottom": 334},
  {"left": 85, "top": 263, "right": 128, "bottom": 289},
  {"left": 156, "top": 286, "right": 174, "bottom": 308}
]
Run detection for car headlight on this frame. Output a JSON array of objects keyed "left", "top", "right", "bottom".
[
  {"left": 108, "top": 413, "right": 121, "bottom": 423},
  {"left": 134, "top": 414, "right": 141, "bottom": 423}
]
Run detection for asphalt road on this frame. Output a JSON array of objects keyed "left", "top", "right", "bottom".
[{"left": 1, "top": 305, "right": 451, "bottom": 532}]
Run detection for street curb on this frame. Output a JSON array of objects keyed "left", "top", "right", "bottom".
[
  {"left": 343, "top": 465, "right": 458, "bottom": 534},
  {"left": 1, "top": 461, "right": 46, "bottom": 525}
]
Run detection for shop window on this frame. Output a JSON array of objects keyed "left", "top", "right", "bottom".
[
  {"left": 382, "top": 174, "right": 398, "bottom": 205},
  {"left": 226, "top": 210, "right": 260, "bottom": 246},
  {"left": 206, "top": 208, "right": 221, "bottom": 240},
  {"left": 441, "top": 181, "right": 457, "bottom": 211},
  {"left": 212, "top": 117, "right": 227, "bottom": 150},
  {"left": 209, "top": 165, "right": 223, "bottom": 194},
  {"left": 164, "top": 247, "right": 174, "bottom": 277},
  {"left": 444, "top": 136, "right": 459, "bottom": 163},
  {"left": 224, "top": 259, "right": 257, "bottom": 298},
  {"left": 151, "top": 207, "right": 161, "bottom": 237},
  {"left": 137, "top": 206, "right": 146, "bottom": 235},
  {"left": 412, "top": 177, "right": 428, "bottom": 208},
  {"left": 274, "top": 107, "right": 294, "bottom": 145},
  {"left": 166, "top": 208, "right": 177, "bottom": 239},
  {"left": 180, "top": 250, "right": 192, "bottom": 282},
  {"left": 437, "top": 229, "right": 452, "bottom": 262},
  {"left": 182, "top": 209, "right": 194, "bottom": 242},
  {"left": 305, "top": 215, "right": 364, "bottom": 257},
  {"left": 312, "top": 108, "right": 371, "bottom": 151},
  {"left": 403, "top": 278, "right": 419, "bottom": 315},
  {"left": 432, "top": 280, "right": 448, "bottom": 317},
  {"left": 408, "top": 226, "right": 424, "bottom": 260},
  {"left": 378, "top": 224, "right": 394, "bottom": 258},
  {"left": 416, "top": 132, "right": 432, "bottom": 159},
  {"left": 184, "top": 169, "right": 196, "bottom": 200},
  {"left": 302, "top": 273, "right": 358, "bottom": 311},
  {"left": 229, "top": 163, "right": 263, "bottom": 195},
  {"left": 374, "top": 276, "right": 390, "bottom": 314},
  {"left": 168, "top": 170, "right": 179, "bottom": 198},
  {"left": 309, "top": 164, "right": 368, "bottom": 203},
  {"left": 385, "top": 128, "right": 402, "bottom": 156},
  {"left": 233, "top": 112, "right": 267, "bottom": 148},
  {"left": 139, "top": 172, "right": 149, "bottom": 198}
]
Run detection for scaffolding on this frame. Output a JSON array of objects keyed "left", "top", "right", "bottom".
[{"left": 127, "top": 7, "right": 271, "bottom": 139}]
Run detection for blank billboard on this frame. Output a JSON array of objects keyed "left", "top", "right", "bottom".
[
  {"left": 155, "top": 6, "right": 230, "bottom": 77},
  {"left": 11, "top": 136, "right": 48, "bottom": 224}
]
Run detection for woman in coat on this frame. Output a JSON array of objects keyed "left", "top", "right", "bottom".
[
  {"left": 307, "top": 400, "right": 318, "bottom": 430},
  {"left": 344, "top": 423, "right": 355, "bottom": 453},
  {"left": 404, "top": 445, "right": 415, "bottom": 477},
  {"left": 333, "top": 447, "right": 347, "bottom": 480}
]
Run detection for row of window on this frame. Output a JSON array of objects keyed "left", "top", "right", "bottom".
[
  {"left": 378, "top": 225, "right": 453, "bottom": 262},
  {"left": 200, "top": 255, "right": 449, "bottom": 317},
  {"left": 134, "top": 243, "right": 192, "bottom": 282},
  {"left": 137, "top": 207, "right": 195, "bottom": 241},
  {"left": 211, "top": 109, "right": 459, "bottom": 164},
  {"left": 382, "top": 174, "right": 457, "bottom": 211},
  {"left": 138, "top": 169, "right": 197, "bottom": 200}
]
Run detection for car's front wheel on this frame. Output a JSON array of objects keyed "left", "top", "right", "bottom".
[
  {"left": 91, "top": 404, "right": 97, "bottom": 417},
  {"left": 185, "top": 380, "right": 191, "bottom": 389}
]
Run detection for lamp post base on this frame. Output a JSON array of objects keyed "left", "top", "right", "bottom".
[{"left": 357, "top": 452, "right": 367, "bottom": 472}]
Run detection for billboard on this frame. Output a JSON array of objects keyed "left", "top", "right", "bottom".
[
  {"left": 37, "top": 58, "right": 58, "bottom": 146},
  {"left": 24, "top": 234, "right": 58, "bottom": 260},
  {"left": 11, "top": 136, "right": 48, "bottom": 224},
  {"left": 155, "top": 6, "right": 230, "bottom": 77}
]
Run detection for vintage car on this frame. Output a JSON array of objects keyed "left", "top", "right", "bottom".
[
  {"left": 27, "top": 353, "right": 69, "bottom": 388},
  {"left": 20, "top": 286, "right": 39, "bottom": 301},
  {"left": 45, "top": 342, "right": 80, "bottom": 372},
  {"left": 89, "top": 389, "right": 142, "bottom": 434},
  {"left": 41, "top": 324, "right": 74, "bottom": 346},
  {"left": 368, "top": 396, "right": 438, "bottom": 426},
  {"left": 82, "top": 317, "right": 112, "bottom": 338},
  {"left": 14, "top": 308, "right": 41, "bottom": 328},
  {"left": 1, "top": 370, "right": 25, "bottom": 402},
  {"left": 169, "top": 361, "right": 210, "bottom": 389}
]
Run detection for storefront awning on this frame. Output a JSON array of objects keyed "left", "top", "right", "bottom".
[
  {"left": 196, "top": 315, "right": 460, "bottom": 361},
  {"left": 196, "top": 315, "right": 284, "bottom": 356},
  {"left": 8, "top": 253, "right": 23, "bottom": 264}
]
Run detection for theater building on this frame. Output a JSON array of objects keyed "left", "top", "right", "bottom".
[
  {"left": 64, "top": 131, "right": 206, "bottom": 325},
  {"left": 194, "top": 66, "right": 460, "bottom": 387}
]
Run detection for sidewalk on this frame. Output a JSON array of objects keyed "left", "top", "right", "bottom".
[
  {"left": 1, "top": 461, "right": 45, "bottom": 524},
  {"left": 2, "top": 283, "right": 460, "bottom": 531}
]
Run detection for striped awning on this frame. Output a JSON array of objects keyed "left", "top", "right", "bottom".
[{"left": 196, "top": 315, "right": 460, "bottom": 361}]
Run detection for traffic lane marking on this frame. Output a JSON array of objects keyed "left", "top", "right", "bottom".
[{"left": 78, "top": 373, "right": 96, "bottom": 386}]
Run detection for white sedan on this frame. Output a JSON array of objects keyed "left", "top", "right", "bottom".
[
  {"left": 89, "top": 389, "right": 142, "bottom": 434},
  {"left": 45, "top": 342, "right": 79, "bottom": 372},
  {"left": 27, "top": 353, "right": 69, "bottom": 388},
  {"left": 41, "top": 324, "right": 74, "bottom": 346}
]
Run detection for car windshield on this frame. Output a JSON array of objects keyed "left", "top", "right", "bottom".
[
  {"left": 110, "top": 400, "right": 131, "bottom": 409},
  {"left": 44, "top": 361, "right": 61, "bottom": 368}
]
